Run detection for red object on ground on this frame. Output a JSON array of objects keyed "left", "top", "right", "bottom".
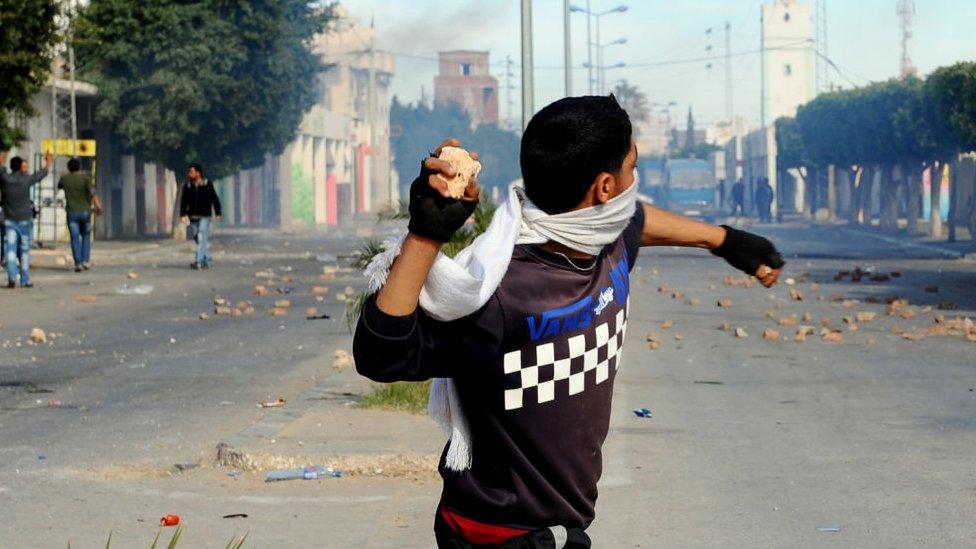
[
  {"left": 440, "top": 506, "right": 530, "bottom": 545},
  {"left": 159, "top": 514, "right": 181, "bottom": 527}
]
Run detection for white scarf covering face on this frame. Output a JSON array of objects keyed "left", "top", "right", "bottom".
[{"left": 365, "top": 180, "right": 638, "bottom": 470}]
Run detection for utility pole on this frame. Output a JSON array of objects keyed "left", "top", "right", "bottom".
[
  {"left": 594, "top": 9, "right": 601, "bottom": 92},
  {"left": 724, "top": 21, "right": 732, "bottom": 125},
  {"left": 815, "top": 0, "right": 829, "bottom": 94},
  {"left": 564, "top": 0, "right": 572, "bottom": 97},
  {"left": 504, "top": 55, "right": 516, "bottom": 130},
  {"left": 521, "top": 0, "right": 534, "bottom": 130},
  {"left": 897, "top": 0, "right": 916, "bottom": 77}
]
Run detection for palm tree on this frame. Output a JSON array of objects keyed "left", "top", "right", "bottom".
[{"left": 612, "top": 80, "right": 650, "bottom": 122}]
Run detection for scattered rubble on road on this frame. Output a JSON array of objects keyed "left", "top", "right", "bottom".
[
  {"left": 717, "top": 298, "right": 733, "bottom": 308},
  {"left": 734, "top": 327, "right": 748, "bottom": 338},
  {"left": 259, "top": 398, "right": 286, "bottom": 408},
  {"left": 29, "top": 328, "right": 46, "bottom": 343},
  {"left": 74, "top": 294, "right": 97, "bottom": 303}
]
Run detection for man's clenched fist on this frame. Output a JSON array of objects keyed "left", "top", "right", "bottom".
[
  {"left": 711, "top": 225, "right": 785, "bottom": 288},
  {"left": 407, "top": 139, "right": 480, "bottom": 243}
]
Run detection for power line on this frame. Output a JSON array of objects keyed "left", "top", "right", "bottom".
[{"left": 378, "top": 39, "right": 813, "bottom": 71}]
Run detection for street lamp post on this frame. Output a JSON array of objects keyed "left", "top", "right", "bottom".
[
  {"left": 571, "top": 4, "right": 627, "bottom": 94},
  {"left": 521, "top": 0, "right": 533, "bottom": 130}
]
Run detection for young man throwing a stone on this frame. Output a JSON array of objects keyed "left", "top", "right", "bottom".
[{"left": 353, "top": 96, "right": 783, "bottom": 548}]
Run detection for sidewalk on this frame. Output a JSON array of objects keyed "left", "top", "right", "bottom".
[{"left": 218, "top": 354, "right": 443, "bottom": 480}]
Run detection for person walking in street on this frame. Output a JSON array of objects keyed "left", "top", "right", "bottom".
[
  {"left": 179, "top": 163, "right": 221, "bottom": 269},
  {"left": 730, "top": 179, "right": 745, "bottom": 217},
  {"left": 352, "top": 96, "right": 784, "bottom": 548},
  {"left": 58, "top": 158, "right": 102, "bottom": 272},
  {"left": 1, "top": 152, "right": 53, "bottom": 288},
  {"left": 754, "top": 178, "right": 774, "bottom": 223}
]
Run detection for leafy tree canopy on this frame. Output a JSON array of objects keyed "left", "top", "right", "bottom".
[
  {"left": 390, "top": 98, "right": 520, "bottom": 198},
  {"left": 611, "top": 80, "right": 649, "bottom": 123},
  {"left": 0, "top": 0, "right": 60, "bottom": 149},
  {"left": 75, "top": 0, "right": 333, "bottom": 178}
]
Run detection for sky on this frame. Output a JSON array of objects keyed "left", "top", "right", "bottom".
[{"left": 341, "top": 0, "right": 976, "bottom": 130}]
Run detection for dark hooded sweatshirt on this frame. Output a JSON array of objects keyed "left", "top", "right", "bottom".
[{"left": 353, "top": 204, "right": 644, "bottom": 531}]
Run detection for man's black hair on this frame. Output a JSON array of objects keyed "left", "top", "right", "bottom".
[
  {"left": 67, "top": 158, "right": 81, "bottom": 172},
  {"left": 9, "top": 156, "right": 23, "bottom": 173},
  {"left": 189, "top": 163, "right": 204, "bottom": 177},
  {"left": 520, "top": 95, "right": 632, "bottom": 215}
]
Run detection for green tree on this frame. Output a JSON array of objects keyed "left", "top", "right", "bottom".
[
  {"left": 74, "top": 0, "right": 333, "bottom": 178},
  {"left": 390, "top": 97, "right": 520, "bottom": 197},
  {"left": 0, "top": 0, "right": 60, "bottom": 149},
  {"left": 611, "top": 80, "right": 649, "bottom": 122}
]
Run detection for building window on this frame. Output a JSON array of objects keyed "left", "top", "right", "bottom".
[
  {"left": 783, "top": 12, "right": 791, "bottom": 22},
  {"left": 461, "top": 63, "right": 472, "bottom": 76},
  {"left": 784, "top": 64, "right": 793, "bottom": 76}
]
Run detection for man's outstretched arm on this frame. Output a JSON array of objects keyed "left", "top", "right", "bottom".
[{"left": 639, "top": 202, "right": 784, "bottom": 287}]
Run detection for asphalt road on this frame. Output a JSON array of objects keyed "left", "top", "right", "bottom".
[{"left": 1, "top": 222, "right": 974, "bottom": 547}]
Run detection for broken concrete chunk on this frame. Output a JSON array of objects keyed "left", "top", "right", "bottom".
[
  {"left": 313, "top": 286, "right": 329, "bottom": 295},
  {"left": 29, "top": 328, "right": 46, "bottom": 343},
  {"left": 74, "top": 294, "right": 97, "bottom": 303},
  {"left": 253, "top": 285, "right": 269, "bottom": 296},
  {"left": 821, "top": 330, "right": 844, "bottom": 343},
  {"left": 215, "top": 306, "right": 232, "bottom": 316},
  {"left": 333, "top": 349, "right": 354, "bottom": 369},
  {"left": 734, "top": 327, "right": 748, "bottom": 338},
  {"left": 674, "top": 334, "right": 684, "bottom": 341},
  {"left": 789, "top": 289, "right": 804, "bottom": 301},
  {"left": 855, "top": 311, "right": 877, "bottom": 323},
  {"left": 684, "top": 298, "right": 701, "bottom": 306},
  {"left": 778, "top": 316, "right": 798, "bottom": 327},
  {"left": 657, "top": 285, "right": 672, "bottom": 293},
  {"left": 717, "top": 298, "right": 733, "bottom": 308},
  {"left": 199, "top": 313, "right": 210, "bottom": 320},
  {"left": 214, "top": 296, "right": 228, "bottom": 306},
  {"left": 661, "top": 320, "right": 673, "bottom": 331},
  {"left": 269, "top": 307, "right": 288, "bottom": 317},
  {"left": 437, "top": 146, "right": 482, "bottom": 198},
  {"left": 802, "top": 312, "right": 813, "bottom": 323},
  {"left": 126, "top": 271, "right": 138, "bottom": 280},
  {"left": 718, "top": 322, "right": 733, "bottom": 332},
  {"left": 762, "top": 329, "right": 780, "bottom": 340},
  {"left": 274, "top": 299, "right": 292, "bottom": 308},
  {"left": 671, "top": 292, "right": 685, "bottom": 300},
  {"left": 648, "top": 341, "right": 661, "bottom": 350}
]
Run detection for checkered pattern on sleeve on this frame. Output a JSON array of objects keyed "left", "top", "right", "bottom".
[{"left": 503, "top": 303, "right": 629, "bottom": 411}]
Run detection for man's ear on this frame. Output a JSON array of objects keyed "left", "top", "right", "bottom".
[{"left": 592, "top": 172, "right": 616, "bottom": 205}]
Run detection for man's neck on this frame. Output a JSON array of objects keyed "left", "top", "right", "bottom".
[{"left": 539, "top": 241, "right": 593, "bottom": 259}]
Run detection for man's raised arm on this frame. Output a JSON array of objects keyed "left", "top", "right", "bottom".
[
  {"left": 639, "top": 202, "right": 784, "bottom": 288},
  {"left": 353, "top": 139, "right": 480, "bottom": 382}
]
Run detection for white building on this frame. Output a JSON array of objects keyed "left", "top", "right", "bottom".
[{"left": 761, "top": 0, "right": 815, "bottom": 127}]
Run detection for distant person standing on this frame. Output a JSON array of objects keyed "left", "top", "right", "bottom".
[
  {"left": 1, "top": 152, "right": 53, "bottom": 288},
  {"left": 730, "top": 179, "right": 745, "bottom": 217},
  {"left": 718, "top": 179, "right": 726, "bottom": 209},
  {"left": 58, "top": 158, "right": 102, "bottom": 272},
  {"left": 754, "top": 178, "right": 774, "bottom": 223},
  {"left": 179, "top": 163, "right": 222, "bottom": 269},
  {"left": 0, "top": 150, "right": 8, "bottom": 266}
]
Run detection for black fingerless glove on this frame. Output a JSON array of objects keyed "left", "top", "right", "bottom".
[
  {"left": 407, "top": 161, "right": 478, "bottom": 242},
  {"left": 711, "top": 225, "right": 785, "bottom": 275}
]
